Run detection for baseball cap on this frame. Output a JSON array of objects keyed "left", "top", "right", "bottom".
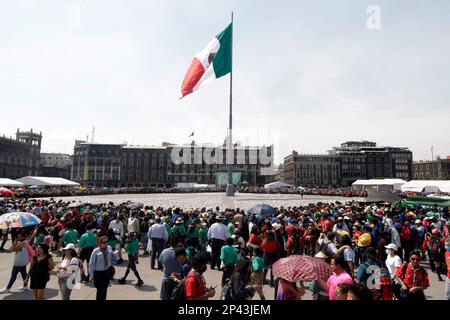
[
  {"left": 63, "top": 243, "right": 76, "bottom": 251},
  {"left": 385, "top": 243, "right": 398, "bottom": 251}
]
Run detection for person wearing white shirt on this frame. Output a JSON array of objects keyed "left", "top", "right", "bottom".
[
  {"left": 109, "top": 216, "right": 124, "bottom": 238},
  {"left": 207, "top": 215, "right": 228, "bottom": 270},
  {"left": 57, "top": 243, "right": 80, "bottom": 300},
  {"left": 385, "top": 243, "right": 402, "bottom": 279},
  {"left": 148, "top": 216, "right": 168, "bottom": 269}
]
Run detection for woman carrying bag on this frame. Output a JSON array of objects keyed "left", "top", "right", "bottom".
[
  {"left": 89, "top": 236, "right": 114, "bottom": 301},
  {"left": 57, "top": 243, "right": 81, "bottom": 300}
]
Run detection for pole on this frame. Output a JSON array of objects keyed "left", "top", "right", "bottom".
[
  {"left": 431, "top": 146, "right": 434, "bottom": 161},
  {"left": 226, "top": 12, "right": 235, "bottom": 197}
]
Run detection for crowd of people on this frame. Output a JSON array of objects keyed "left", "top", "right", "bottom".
[{"left": 0, "top": 197, "right": 449, "bottom": 301}]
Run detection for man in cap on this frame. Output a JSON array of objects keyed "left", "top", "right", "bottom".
[
  {"left": 207, "top": 214, "right": 228, "bottom": 270},
  {"left": 172, "top": 218, "right": 186, "bottom": 243},
  {"left": 148, "top": 216, "right": 168, "bottom": 270}
]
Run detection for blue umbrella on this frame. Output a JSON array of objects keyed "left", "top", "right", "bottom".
[{"left": 247, "top": 204, "right": 277, "bottom": 219}]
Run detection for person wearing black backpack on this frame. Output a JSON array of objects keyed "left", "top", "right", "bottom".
[
  {"left": 395, "top": 251, "right": 429, "bottom": 301},
  {"left": 223, "top": 256, "right": 262, "bottom": 300},
  {"left": 177, "top": 253, "right": 215, "bottom": 300}
]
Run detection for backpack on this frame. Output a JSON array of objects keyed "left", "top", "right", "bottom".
[
  {"left": 170, "top": 275, "right": 200, "bottom": 300},
  {"left": 361, "top": 260, "right": 392, "bottom": 300},
  {"left": 221, "top": 279, "right": 234, "bottom": 300},
  {"left": 399, "top": 263, "right": 426, "bottom": 285}
]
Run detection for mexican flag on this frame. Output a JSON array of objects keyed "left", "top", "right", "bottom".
[{"left": 180, "top": 23, "right": 232, "bottom": 98}]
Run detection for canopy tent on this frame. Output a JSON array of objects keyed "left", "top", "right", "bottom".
[
  {"left": 400, "top": 180, "right": 450, "bottom": 194},
  {"left": 352, "top": 179, "right": 407, "bottom": 191},
  {"left": 16, "top": 176, "right": 80, "bottom": 187},
  {"left": 264, "top": 181, "right": 292, "bottom": 190},
  {"left": 0, "top": 178, "right": 24, "bottom": 187}
]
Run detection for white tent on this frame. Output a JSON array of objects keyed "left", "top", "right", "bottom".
[
  {"left": 0, "top": 178, "right": 24, "bottom": 187},
  {"left": 352, "top": 179, "right": 407, "bottom": 191},
  {"left": 264, "top": 181, "right": 292, "bottom": 189},
  {"left": 401, "top": 180, "right": 450, "bottom": 193},
  {"left": 16, "top": 176, "right": 80, "bottom": 187}
]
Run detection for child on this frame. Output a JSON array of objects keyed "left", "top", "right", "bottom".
[
  {"left": 118, "top": 232, "right": 144, "bottom": 287},
  {"left": 250, "top": 248, "right": 266, "bottom": 300}
]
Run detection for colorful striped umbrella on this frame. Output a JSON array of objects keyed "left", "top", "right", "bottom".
[
  {"left": 272, "top": 255, "right": 332, "bottom": 282},
  {"left": 0, "top": 212, "right": 41, "bottom": 229}
]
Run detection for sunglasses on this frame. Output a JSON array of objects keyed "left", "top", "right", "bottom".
[
  {"left": 410, "top": 258, "right": 420, "bottom": 261},
  {"left": 101, "top": 241, "right": 107, "bottom": 244}
]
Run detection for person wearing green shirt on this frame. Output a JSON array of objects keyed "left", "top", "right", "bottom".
[
  {"left": 220, "top": 238, "right": 238, "bottom": 287},
  {"left": 172, "top": 218, "right": 186, "bottom": 241},
  {"left": 78, "top": 224, "right": 97, "bottom": 282},
  {"left": 118, "top": 232, "right": 143, "bottom": 286},
  {"left": 187, "top": 223, "right": 200, "bottom": 248},
  {"left": 61, "top": 223, "right": 78, "bottom": 247},
  {"left": 250, "top": 248, "right": 266, "bottom": 300}
]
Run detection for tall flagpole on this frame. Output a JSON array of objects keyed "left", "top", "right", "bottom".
[{"left": 226, "top": 12, "right": 235, "bottom": 197}]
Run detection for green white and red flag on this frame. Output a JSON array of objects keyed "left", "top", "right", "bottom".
[{"left": 180, "top": 23, "right": 232, "bottom": 98}]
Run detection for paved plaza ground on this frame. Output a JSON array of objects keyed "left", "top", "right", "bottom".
[
  {"left": 35, "top": 192, "right": 366, "bottom": 210},
  {"left": 0, "top": 193, "right": 447, "bottom": 300}
]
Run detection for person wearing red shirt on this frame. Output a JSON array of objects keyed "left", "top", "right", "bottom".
[
  {"left": 261, "top": 230, "right": 279, "bottom": 287},
  {"left": 247, "top": 226, "right": 262, "bottom": 249},
  {"left": 445, "top": 238, "right": 450, "bottom": 300},
  {"left": 184, "top": 254, "right": 215, "bottom": 300},
  {"left": 395, "top": 251, "right": 429, "bottom": 300}
]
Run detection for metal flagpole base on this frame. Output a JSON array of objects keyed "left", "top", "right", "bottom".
[{"left": 226, "top": 184, "right": 235, "bottom": 197}]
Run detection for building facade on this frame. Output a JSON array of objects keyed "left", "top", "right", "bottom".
[
  {"left": 413, "top": 157, "right": 450, "bottom": 180},
  {"left": 71, "top": 141, "right": 122, "bottom": 187},
  {"left": 0, "top": 129, "right": 42, "bottom": 178},
  {"left": 40, "top": 153, "right": 72, "bottom": 179},
  {"left": 332, "top": 141, "right": 412, "bottom": 186},
  {"left": 283, "top": 151, "right": 341, "bottom": 187},
  {"left": 283, "top": 141, "right": 413, "bottom": 187},
  {"left": 71, "top": 141, "right": 274, "bottom": 187}
]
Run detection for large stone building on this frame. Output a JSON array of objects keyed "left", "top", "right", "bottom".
[
  {"left": 283, "top": 152, "right": 340, "bottom": 187},
  {"left": 332, "top": 141, "right": 412, "bottom": 186},
  {"left": 413, "top": 157, "right": 450, "bottom": 180},
  {"left": 0, "top": 129, "right": 42, "bottom": 178},
  {"left": 283, "top": 141, "right": 413, "bottom": 187},
  {"left": 71, "top": 141, "right": 122, "bottom": 187},
  {"left": 71, "top": 141, "right": 274, "bottom": 187},
  {"left": 40, "top": 153, "right": 72, "bottom": 179}
]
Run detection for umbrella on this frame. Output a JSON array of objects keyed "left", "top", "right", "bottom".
[
  {"left": 247, "top": 204, "right": 277, "bottom": 219},
  {"left": 28, "top": 185, "right": 38, "bottom": 189},
  {"left": 272, "top": 255, "right": 332, "bottom": 282},
  {"left": 17, "top": 188, "right": 25, "bottom": 192},
  {"left": 127, "top": 202, "right": 144, "bottom": 209},
  {"left": 0, "top": 212, "right": 42, "bottom": 229},
  {"left": 0, "top": 188, "right": 13, "bottom": 197}
]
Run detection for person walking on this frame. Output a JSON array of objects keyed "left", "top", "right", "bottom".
[
  {"left": 77, "top": 223, "right": 97, "bottom": 282},
  {"left": 89, "top": 236, "right": 113, "bottom": 301},
  {"left": 57, "top": 243, "right": 80, "bottom": 300},
  {"left": 208, "top": 214, "right": 228, "bottom": 270},
  {"left": 220, "top": 237, "right": 239, "bottom": 287},
  {"left": 118, "top": 232, "right": 144, "bottom": 287},
  {"left": 0, "top": 231, "right": 32, "bottom": 294},
  {"left": 159, "top": 238, "right": 187, "bottom": 300},
  {"left": 148, "top": 216, "right": 168, "bottom": 269},
  {"left": 24, "top": 243, "right": 55, "bottom": 300}
]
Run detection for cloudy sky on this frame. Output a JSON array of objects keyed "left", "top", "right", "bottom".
[{"left": 1, "top": 0, "right": 449, "bottom": 164}]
